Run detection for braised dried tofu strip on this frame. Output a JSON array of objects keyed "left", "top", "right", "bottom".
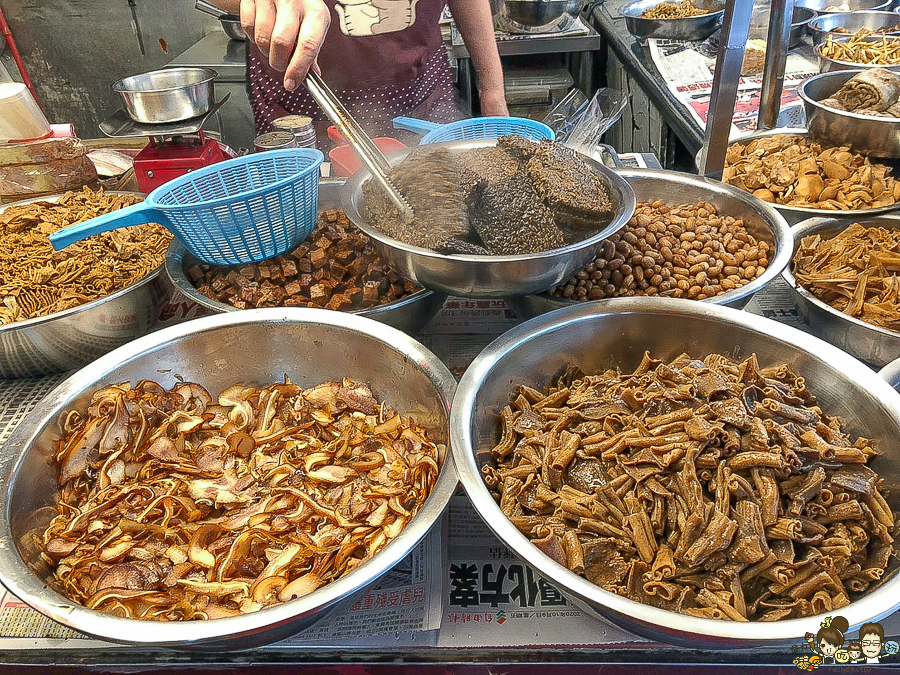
[
  {"left": 37, "top": 378, "right": 441, "bottom": 620},
  {"left": 0, "top": 187, "right": 170, "bottom": 325},
  {"left": 793, "top": 223, "right": 900, "bottom": 332},
  {"left": 484, "top": 352, "right": 896, "bottom": 621}
]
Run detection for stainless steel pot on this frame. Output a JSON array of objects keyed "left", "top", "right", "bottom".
[
  {"left": 342, "top": 138, "right": 637, "bottom": 298},
  {"left": 165, "top": 182, "right": 446, "bottom": 335},
  {"left": 489, "top": 0, "right": 584, "bottom": 34},
  {"left": 621, "top": 0, "right": 726, "bottom": 41},
  {"left": 800, "top": 70, "right": 900, "bottom": 158},
  {"left": 706, "top": 128, "right": 900, "bottom": 225},
  {"left": 783, "top": 214, "right": 900, "bottom": 366},
  {"left": 451, "top": 297, "right": 900, "bottom": 648},
  {"left": 113, "top": 68, "right": 217, "bottom": 124},
  {"left": 0, "top": 192, "right": 163, "bottom": 379},
  {"left": 808, "top": 10, "right": 900, "bottom": 45},
  {"left": 750, "top": 5, "right": 817, "bottom": 48},
  {"left": 814, "top": 36, "right": 900, "bottom": 73},
  {"left": 507, "top": 169, "right": 792, "bottom": 320},
  {"left": 0, "top": 308, "right": 457, "bottom": 649},
  {"left": 798, "top": 0, "right": 891, "bottom": 12}
]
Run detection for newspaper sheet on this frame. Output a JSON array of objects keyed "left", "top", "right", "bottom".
[{"left": 647, "top": 38, "right": 818, "bottom": 136}]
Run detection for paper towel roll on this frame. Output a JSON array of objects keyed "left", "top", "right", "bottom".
[{"left": 0, "top": 83, "right": 52, "bottom": 143}]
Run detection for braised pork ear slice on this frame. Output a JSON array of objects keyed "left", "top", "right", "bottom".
[
  {"left": 362, "top": 147, "right": 470, "bottom": 251},
  {"left": 468, "top": 172, "right": 565, "bottom": 255},
  {"left": 526, "top": 141, "right": 614, "bottom": 228}
]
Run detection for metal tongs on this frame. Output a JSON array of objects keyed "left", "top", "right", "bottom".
[{"left": 305, "top": 71, "right": 414, "bottom": 219}]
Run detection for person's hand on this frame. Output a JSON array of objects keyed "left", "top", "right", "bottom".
[
  {"left": 241, "top": 0, "right": 331, "bottom": 91},
  {"left": 480, "top": 86, "right": 509, "bottom": 116}
]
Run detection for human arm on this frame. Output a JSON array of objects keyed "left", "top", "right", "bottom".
[
  {"left": 208, "top": 0, "right": 330, "bottom": 91},
  {"left": 446, "top": 0, "right": 508, "bottom": 116}
]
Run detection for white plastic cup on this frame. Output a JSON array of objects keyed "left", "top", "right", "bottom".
[{"left": 0, "top": 83, "right": 52, "bottom": 143}]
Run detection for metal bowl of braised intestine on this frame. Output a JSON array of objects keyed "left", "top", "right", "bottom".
[
  {"left": 166, "top": 181, "right": 445, "bottom": 335},
  {"left": 783, "top": 213, "right": 900, "bottom": 367},
  {"left": 342, "top": 137, "right": 637, "bottom": 298},
  {"left": 716, "top": 128, "right": 900, "bottom": 225},
  {"left": 451, "top": 298, "right": 900, "bottom": 648},
  {"left": 0, "top": 309, "right": 457, "bottom": 649},
  {"left": 0, "top": 189, "right": 169, "bottom": 378},
  {"left": 506, "top": 169, "right": 792, "bottom": 321}
]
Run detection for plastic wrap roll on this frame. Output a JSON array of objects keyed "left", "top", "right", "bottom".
[{"left": 0, "top": 83, "right": 51, "bottom": 143}]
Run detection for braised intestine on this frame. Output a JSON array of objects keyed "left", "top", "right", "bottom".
[
  {"left": 37, "top": 378, "right": 441, "bottom": 620},
  {"left": 484, "top": 352, "right": 895, "bottom": 621}
]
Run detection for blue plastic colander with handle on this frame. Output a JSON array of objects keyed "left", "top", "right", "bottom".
[
  {"left": 392, "top": 116, "right": 554, "bottom": 145},
  {"left": 49, "top": 148, "right": 324, "bottom": 266}
]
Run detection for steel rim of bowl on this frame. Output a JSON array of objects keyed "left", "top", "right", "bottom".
[
  {"left": 0, "top": 308, "right": 458, "bottom": 646},
  {"left": 113, "top": 68, "right": 218, "bottom": 94},
  {"left": 809, "top": 10, "right": 900, "bottom": 38},
  {"left": 450, "top": 297, "right": 900, "bottom": 644},
  {"left": 341, "top": 139, "right": 637, "bottom": 267},
  {"left": 164, "top": 238, "right": 437, "bottom": 316},
  {"left": 0, "top": 192, "right": 163, "bottom": 336},
  {"left": 781, "top": 215, "right": 900, "bottom": 344},
  {"left": 621, "top": 0, "right": 726, "bottom": 19},
  {"left": 800, "top": 69, "right": 900, "bottom": 121},
  {"left": 522, "top": 168, "right": 793, "bottom": 310},
  {"left": 710, "top": 127, "right": 900, "bottom": 218}
]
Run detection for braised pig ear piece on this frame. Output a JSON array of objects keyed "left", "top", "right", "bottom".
[{"left": 39, "top": 378, "right": 441, "bottom": 620}]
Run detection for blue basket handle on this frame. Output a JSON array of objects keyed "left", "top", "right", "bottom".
[
  {"left": 392, "top": 117, "right": 440, "bottom": 135},
  {"left": 49, "top": 202, "right": 167, "bottom": 250}
]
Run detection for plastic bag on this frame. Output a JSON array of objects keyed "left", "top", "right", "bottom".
[
  {"left": 542, "top": 87, "right": 627, "bottom": 156},
  {"left": 0, "top": 137, "right": 98, "bottom": 200}
]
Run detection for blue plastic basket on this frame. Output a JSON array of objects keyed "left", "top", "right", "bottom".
[
  {"left": 393, "top": 116, "right": 555, "bottom": 145},
  {"left": 49, "top": 148, "right": 324, "bottom": 265}
]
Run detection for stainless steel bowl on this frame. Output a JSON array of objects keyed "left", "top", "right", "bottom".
[
  {"left": 219, "top": 15, "right": 247, "bottom": 40},
  {"left": 814, "top": 35, "right": 900, "bottom": 72},
  {"left": 879, "top": 355, "right": 900, "bottom": 388},
  {"left": 713, "top": 128, "right": 900, "bottom": 225},
  {"left": 800, "top": 69, "right": 900, "bottom": 158},
  {"left": 750, "top": 6, "right": 817, "bottom": 48},
  {"left": 808, "top": 10, "right": 900, "bottom": 45},
  {"left": 165, "top": 182, "right": 445, "bottom": 335},
  {"left": 342, "top": 139, "right": 637, "bottom": 298},
  {"left": 507, "top": 169, "right": 792, "bottom": 319},
  {"left": 489, "top": 0, "right": 583, "bottom": 33},
  {"left": 451, "top": 297, "right": 900, "bottom": 648},
  {"left": 0, "top": 308, "right": 457, "bottom": 649},
  {"left": 113, "top": 68, "right": 217, "bottom": 124},
  {"left": 798, "top": 0, "right": 891, "bottom": 12},
  {"left": 621, "top": 0, "right": 725, "bottom": 41},
  {"left": 783, "top": 214, "right": 900, "bottom": 366},
  {"left": 0, "top": 192, "right": 163, "bottom": 379}
]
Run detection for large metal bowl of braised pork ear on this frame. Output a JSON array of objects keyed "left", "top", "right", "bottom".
[
  {"left": 452, "top": 298, "right": 900, "bottom": 649},
  {"left": 342, "top": 136, "right": 637, "bottom": 298},
  {"left": 0, "top": 308, "right": 457, "bottom": 650}
]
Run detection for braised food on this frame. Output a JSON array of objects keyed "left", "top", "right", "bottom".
[
  {"left": 484, "top": 352, "right": 894, "bottom": 620},
  {"left": 37, "top": 378, "right": 441, "bottom": 620}
]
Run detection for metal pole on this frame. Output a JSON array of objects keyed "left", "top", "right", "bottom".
[
  {"left": 758, "top": 0, "right": 794, "bottom": 130},
  {"left": 698, "top": 0, "right": 754, "bottom": 180}
]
